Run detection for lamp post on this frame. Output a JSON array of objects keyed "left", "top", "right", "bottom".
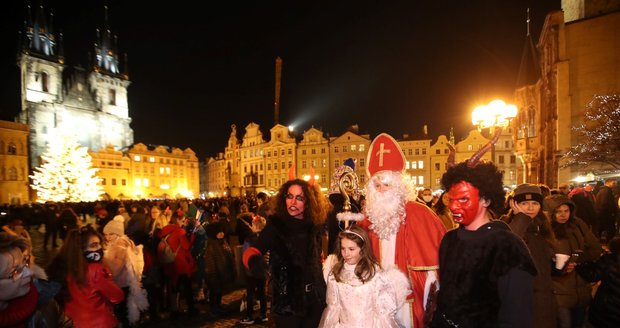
[{"left": 471, "top": 100, "right": 518, "bottom": 163}]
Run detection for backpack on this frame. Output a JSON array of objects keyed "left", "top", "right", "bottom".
[{"left": 157, "top": 233, "right": 180, "bottom": 264}]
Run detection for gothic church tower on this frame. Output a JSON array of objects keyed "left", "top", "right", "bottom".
[{"left": 17, "top": 1, "right": 133, "bottom": 169}]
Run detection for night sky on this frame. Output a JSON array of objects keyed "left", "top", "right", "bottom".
[{"left": 0, "top": 0, "right": 561, "bottom": 159}]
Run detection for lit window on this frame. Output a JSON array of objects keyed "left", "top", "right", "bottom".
[
  {"left": 411, "top": 161, "right": 417, "bottom": 169},
  {"left": 149, "top": 157, "right": 155, "bottom": 162},
  {"left": 134, "top": 178, "right": 141, "bottom": 186},
  {"left": 467, "top": 144, "right": 473, "bottom": 151},
  {"left": 351, "top": 145, "right": 356, "bottom": 151},
  {"left": 160, "top": 167, "right": 164, "bottom": 174},
  {"left": 406, "top": 161, "right": 410, "bottom": 169},
  {"left": 418, "top": 161, "right": 424, "bottom": 169},
  {"left": 134, "top": 155, "right": 141, "bottom": 161},
  {"left": 166, "top": 167, "right": 170, "bottom": 174},
  {"left": 359, "top": 144, "right": 365, "bottom": 152},
  {"left": 143, "top": 178, "right": 149, "bottom": 187},
  {"left": 418, "top": 176, "right": 424, "bottom": 185}
]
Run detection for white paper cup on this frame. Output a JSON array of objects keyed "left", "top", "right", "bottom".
[{"left": 555, "top": 253, "right": 570, "bottom": 269}]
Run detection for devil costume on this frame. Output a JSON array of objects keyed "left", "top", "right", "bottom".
[{"left": 431, "top": 221, "right": 537, "bottom": 327}]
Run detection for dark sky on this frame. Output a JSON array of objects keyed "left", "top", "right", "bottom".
[{"left": 0, "top": 0, "right": 561, "bottom": 159}]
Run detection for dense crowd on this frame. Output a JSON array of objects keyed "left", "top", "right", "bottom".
[{"left": 0, "top": 174, "right": 619, "bottom": 327}]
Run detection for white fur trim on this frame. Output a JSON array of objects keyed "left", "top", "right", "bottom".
[{"left": 336, "top": 212, "right": 365, "bottom": 222}]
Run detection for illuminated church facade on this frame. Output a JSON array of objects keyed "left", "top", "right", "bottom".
[{"left": 17, "top": 4, "right": 133, "bottom": 169}]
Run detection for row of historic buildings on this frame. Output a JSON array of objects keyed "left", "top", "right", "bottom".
[{"left": 204, "top": 123, "right": 519, "bottom": 197}]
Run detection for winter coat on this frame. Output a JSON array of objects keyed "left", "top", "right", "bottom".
[
  {"left": 545, "top": 194, "right": 602, "bottom": 309},
  {"left": 0, "top": 282, "right": 38, "bottom": 328},
  {"left": 64, "top": 263, "right": 124, "bottom": 328},
  {"left": 252, "top": 214, "right": 326, "bottom": 317},
  {"left": 504, "top": 212, "right": 558, "bottom": 328},
  {"left": 577, "top": 252, "right": 620, "bottom": 327},
  {"left": 159, "top": 224, "right": 196, "bottom": 286},
  {"left": 204, "top": 220, "right": 235, "bottom": 292}
]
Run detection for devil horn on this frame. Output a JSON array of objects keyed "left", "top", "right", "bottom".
[
  {"left": 309, "top": 167, "right": 316, "bottom": 186},
  {"left": 447, "top": 142, "right": 456, "bottom": 168},
  {"left": 467, "top": 127, "right": 503, "bottom": 168}
]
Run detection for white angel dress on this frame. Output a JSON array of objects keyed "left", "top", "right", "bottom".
[{"left": 319, "top": 255, "right": 411, "bottom": 328}]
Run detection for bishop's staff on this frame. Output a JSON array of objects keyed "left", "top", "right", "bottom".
[{"left": 336, "top": 170, "right": 364, "bottom": 228}]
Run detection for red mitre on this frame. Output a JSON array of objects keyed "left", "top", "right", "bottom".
[{"left": 366, "top": 133, "right": 406, "bottom": 177}]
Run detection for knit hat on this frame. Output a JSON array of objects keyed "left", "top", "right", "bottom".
[
  {"left": 513, "top": 184, "right": 543, "bottom": 204},
  {"left": 103, "top": 215, "right": 125, "bottom": 236}
]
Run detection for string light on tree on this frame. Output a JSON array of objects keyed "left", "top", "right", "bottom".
[{"left": 30, "top": 132, "right": 103, "bottom": 202}]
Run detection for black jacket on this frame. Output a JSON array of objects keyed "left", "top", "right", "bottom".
[
  {"left": 253, "top": 214, "right": 326, "bottom": 316},
  {"left": 577, "top": 252, "right": 620, "bottom": 327}
]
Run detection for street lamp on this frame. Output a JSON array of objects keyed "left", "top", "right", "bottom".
[{"left": 471, "top": 99, "right": 518, "bottom": 163}]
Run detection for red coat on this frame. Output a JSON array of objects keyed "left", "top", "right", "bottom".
[
  {"left": 65, "top": 263, "right": 124, "bottom": 328},
  {"left": 359, "top": 201, "right": 446, "bottom": 328},
  {"left": 159, "top": 224, "right": 196, "bottom": 285}
]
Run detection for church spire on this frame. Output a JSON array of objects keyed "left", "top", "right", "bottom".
[
  {"left": 20, "top": 0, "right": 60, "bottom": 61},
  {"left": 515, "top": 8, "right": 540, "bottom": 88},
  {"left": 93, "top": 2, "right": 124, "bottom": 77},
  {"left": 449, "top": 126, "right": 455, "bottom": 145}
]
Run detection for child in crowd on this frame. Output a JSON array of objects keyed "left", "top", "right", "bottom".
[{"left": 319, "top": 225, "right": 410, "bottom": 327}]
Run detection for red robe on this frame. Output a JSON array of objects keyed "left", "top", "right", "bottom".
[{"left": 359, "top": 201, "right": 446, "bottom": 328}]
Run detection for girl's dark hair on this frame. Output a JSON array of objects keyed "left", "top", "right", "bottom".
[
  {"left": 331, "top": 225, "right": 379, "bottom": 283},
  {"left": 273, "top": 179, "right": 331, "bottom": 225},
  {"left": 47, "top": 224, "right": 102, "bottom": 289}
]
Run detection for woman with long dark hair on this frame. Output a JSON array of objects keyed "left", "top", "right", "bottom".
[{"left": 46, "top": 225, "right": 124, "bottom": 327}]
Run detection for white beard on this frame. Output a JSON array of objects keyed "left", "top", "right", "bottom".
[{"left": 366, "top": 183, "right": 407, "bottom": 240}]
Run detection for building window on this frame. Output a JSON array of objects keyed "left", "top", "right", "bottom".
[
  {"left": 510, "top": 155, "right": 516, "bottom": 164},
  {"left": 322, "top": 159, "right": 327, "bottom": 167},
  {"left": 436, "top": 149, "right": 440, "bottom": 155},
  {"left": 359, "top": 158, "right": 365, "bottom": 167},
  {"left": 267, "top": 151, "right": 271, "bottom": 157},
  {"left": 143, "top": 178, "right": 149, "bottom": 187},
  {"left": 351, "top": 145, "right": 356, "bottom": 151},
  {"left": 302, "top": 149, "right": 306, "bottom": 155},
  {"left": 334, "top": 147, "right": 339, "bottom": 153},
  {"left": 435, "top": 163, "right": 440, "bottom": 170},
  {"left": 267, "top": 164, "right": 271, "bottom": 170},
  {"left": 335, "top": 160, "right": 340, "bottom": 168},
  {"left": 467, "top": 144, "right": 473, "bottom": 151},
  {"left": 41, "top": 72, "right": 50, "bottom": 92},
  {"left": 321, "top": 148, "right": 326, "bottom": 154},
  {"left": 288, "top": 149, "right": 292, "bottom": 155},
  {"left": 7, "top": 143, "right": 16, "bottom": 155},
  {"left": 122, "top": 179, "right": 126, "bottom": 186},
  {"left": 281, "top": 149, "right": 285, "bottom": 156},
  {"left": 112, "top": 178, "right": 117, "bottom": 186},
  {"left": 343, "top": 146, "right": 348, "bottom": 152},
  {"left": 406, "top": 161, "right": 410, "bottom": 169},
  {"left": 418, "top": 161, "right": 424, "bottom": 169},
  {"left": 418, "top": 176, "right": 424, "bottom": 185},
  {"left": 8, "top": 167, "right": 17, "bottom": 180},
  {"left": 415, "top": 149, "right": 420, "bottom": 155},
  {"left": 149, "top": 156, "right": 155, "bottom": 162},
  {"left": 422, "top": 148, "right": 426, "bottom": 155},
  {"left": 302, "top": 160, "right": 307, "bottom": 169},
  {"left": 311, "top": 148, "right": 316, "bottom": 155},
  {"left": 274, "top": 163, "right": 278, "bottom": 170},
  {"left": 499, "top": 155, "right": 505, "bottom": 164},
  {"left": 134, "top": 155, "right": 141, "bottom": 161},
  {"left": 288, "top": 161, "right": 292, "bottom": 168},
  {"left": 359, "top": 144, "right": 365, "bottom": 151},
  {"left": 109, "top": 89, "right": 116, "bottom": 105}
]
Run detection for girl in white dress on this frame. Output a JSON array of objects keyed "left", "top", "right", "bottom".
[{"left": 319, "top": 225, "right": 410, "bottom": 328}]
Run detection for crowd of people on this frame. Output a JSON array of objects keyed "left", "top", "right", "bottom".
[{"left": 1, "top": 133, "right": 620, "bottom": 328}]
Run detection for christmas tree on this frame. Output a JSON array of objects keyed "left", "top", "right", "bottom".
[
  {"left": 30, "top": 133, "right": 103, "bottom": 202},
  {"left": 563, "top": 94, "right": 620, "bottom": 170}
]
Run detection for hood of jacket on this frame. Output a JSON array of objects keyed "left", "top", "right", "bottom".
[{"left": 544, "top": 194, "right": 576, "bottom": 217}]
